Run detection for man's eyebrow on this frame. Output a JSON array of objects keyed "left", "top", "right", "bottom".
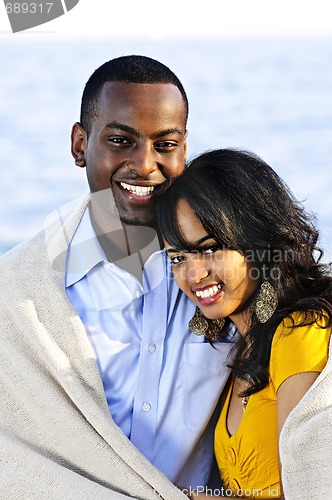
[
  {"left": 103, "top": 122, "right": 142, "bottom": 139},
  {"left": 150, "top": 128, "right": 185, "bottom": 140},
  {"left": 103, "top": 122, "right": 185, "bottom": 140}
]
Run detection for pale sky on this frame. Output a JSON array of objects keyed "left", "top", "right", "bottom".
[{"left": 1, "top": 0, "right": 332, "bottom": 38}]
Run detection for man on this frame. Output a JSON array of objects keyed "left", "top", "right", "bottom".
[{"left": 0, "top": 56, "right": 233, "bottom": 498}]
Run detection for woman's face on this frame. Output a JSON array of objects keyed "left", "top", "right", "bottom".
[{"left": 164, "top": 199, "right": 258, "bottom": 332}]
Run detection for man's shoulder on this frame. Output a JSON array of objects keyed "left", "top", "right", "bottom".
[
  {"left": 1, "top": 196, "right": 88, "bottom": 261},
  {"left": 0, "top": 231, "right": 46, "bottom": 282}
]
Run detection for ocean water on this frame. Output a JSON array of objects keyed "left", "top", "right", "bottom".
[{"left": 0, "top": 37, "right": 331, "bottom": 260}]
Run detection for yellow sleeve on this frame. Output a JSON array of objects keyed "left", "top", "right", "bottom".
[{"left": 270, "top": 313, "right": 331, "bottom": 392}]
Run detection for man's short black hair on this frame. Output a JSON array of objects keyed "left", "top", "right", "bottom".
[{"left": 80, "top": 55, "right": 189, "bottom": 135}]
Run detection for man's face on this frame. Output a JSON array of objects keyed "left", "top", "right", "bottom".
[{"left": 72, "top": 81, "right": 187, "bottom": 228}]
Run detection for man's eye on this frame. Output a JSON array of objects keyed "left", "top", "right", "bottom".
[
  {"left": 170, "top": 254, "right": 186, "bottom": 264},
  {"left": 155, "top": 141, "right": 177, "bottom": 151},
  {"left": 108, "top": 137, "right": 131, "bottom": 145}
]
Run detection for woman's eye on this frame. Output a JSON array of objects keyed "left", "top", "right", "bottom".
[
  {"left": 202, "top": 245, "right": 221, "bottom": 255},
  {"left": 170, "top": 255, "right": 186, "bottom": 264}
]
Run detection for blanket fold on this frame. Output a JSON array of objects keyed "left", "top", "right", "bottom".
[{"left": 0, "top": 198, "right": 186, "bottom": 500}]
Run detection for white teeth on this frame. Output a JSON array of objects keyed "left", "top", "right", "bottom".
[
  {"left": 195, "top": 284, "right": 222, "bottom": 299},
  {"left": 120, "top": 182, "right": 155, "bottom": 196}
]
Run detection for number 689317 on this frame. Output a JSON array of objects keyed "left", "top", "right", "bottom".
[{"left": 5, "top": 3, "right": 53, "bottom": 14}]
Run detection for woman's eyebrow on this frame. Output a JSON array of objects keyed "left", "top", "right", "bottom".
[
  {"left": 165, "top": 235, "right": 215, "bottom": 255},
  {"left": 165, "top": 248, "right": 178, "bottom": 255},
  {"left": 196, "top": 235, "right": 213, "bottom": 245}
]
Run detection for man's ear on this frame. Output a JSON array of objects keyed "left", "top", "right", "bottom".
[
  {"left": 183, "top": 129, "right": 188, "bottom": 163},
  {"left": 71, "top": 122, "right": 87, "bottom": 168}
]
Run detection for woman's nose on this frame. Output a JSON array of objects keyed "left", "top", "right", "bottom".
[{"left": 186, "top": 257, "right": 210, "bottom": 284}]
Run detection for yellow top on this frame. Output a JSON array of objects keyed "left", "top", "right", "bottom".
[{"left": 214, "top": 313, "right": 331, "bottom": 499}]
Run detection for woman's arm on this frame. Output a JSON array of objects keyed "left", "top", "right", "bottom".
[{"left": 277, "top": 371, "right": 319, "bottom": 432}]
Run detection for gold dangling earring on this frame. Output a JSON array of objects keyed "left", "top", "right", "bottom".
[
  {"left": 188, "top": 306, "right": 225, "bottom": 342},
  {"left": 252, "top": 280, "right": 277, "bottom": 323}
]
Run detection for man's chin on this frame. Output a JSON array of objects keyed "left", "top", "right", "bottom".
[
  {"left": 121, "top": 217, "right": 158, "bottom": 230},
  {"left": 119, "top": 211, "right": 158, "bottom": 230}
]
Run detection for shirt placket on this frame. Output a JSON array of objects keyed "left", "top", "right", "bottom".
[{"left": 129, "top": 255, "right": 168, "bottom": 461}]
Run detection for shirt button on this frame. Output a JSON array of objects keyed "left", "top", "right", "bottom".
[
  {"left": 228, "top": 447, "right": 237, "bottom": 466},
  {"left": 149, "top": 344, "right": 156, "bottom": 353},
  {"left": 142, "top": 403, "right": 151, "bottom": 412}
]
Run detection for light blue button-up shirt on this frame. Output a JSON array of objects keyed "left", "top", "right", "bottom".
[{"left": 66, "top": 208, "right": 233, "bottom": 487}]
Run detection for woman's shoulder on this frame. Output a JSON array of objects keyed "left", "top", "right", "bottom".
[
  {"left": 274, "top": 310, "right": 331, "bottom": 339},
  {"left": 270, "top": 310, "right": 331, "bottom": 391}
]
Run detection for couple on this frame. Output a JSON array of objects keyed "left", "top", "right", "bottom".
[{"left": 0, "top": 55, "right": 331, "bottom": 499}]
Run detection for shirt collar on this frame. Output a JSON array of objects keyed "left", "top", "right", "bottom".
[{"left": 65, "top": 207, "right": 108, "bottom": 287}]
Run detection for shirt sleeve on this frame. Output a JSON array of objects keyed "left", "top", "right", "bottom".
[{"left": 270, "top": 313, "right": 331, "bottom": 392}]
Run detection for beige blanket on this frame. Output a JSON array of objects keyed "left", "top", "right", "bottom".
[
  {"left": 2, "top": 196, "right": 331, "bottom": 499},
  {"left": 0, "top": 197, "right": 186, "bottom": 500},
  {"left": 280, "top": 333, "right": 332, "bottom": 499}
]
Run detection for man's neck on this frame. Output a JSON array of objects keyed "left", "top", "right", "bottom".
[{"left": 89, "top": 203, "right": 163, "bottom": 281}]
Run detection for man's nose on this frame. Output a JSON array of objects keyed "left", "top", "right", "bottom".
[{"left": 127, "top": 145, "right": 158, "bottom": 178}]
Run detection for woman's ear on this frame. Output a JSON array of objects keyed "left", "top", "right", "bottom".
[{"left": 71, "top": 122, "right": 87, "bottom": 168}]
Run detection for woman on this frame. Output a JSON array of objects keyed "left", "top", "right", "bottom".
[{"left": 157, "top": 149, "right": 332, "bottom": 499}]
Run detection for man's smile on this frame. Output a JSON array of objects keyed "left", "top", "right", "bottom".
[{"left": 120, "top": 182, "right": 155, "bottom": 197}]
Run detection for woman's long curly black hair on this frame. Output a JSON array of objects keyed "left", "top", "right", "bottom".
[{"left": 157, "top": 148, "right": 332, "bottom": 396}]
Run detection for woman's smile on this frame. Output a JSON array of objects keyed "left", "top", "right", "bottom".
[{"left": 192, "top": 283, "right": 224, "bottom": 305}]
